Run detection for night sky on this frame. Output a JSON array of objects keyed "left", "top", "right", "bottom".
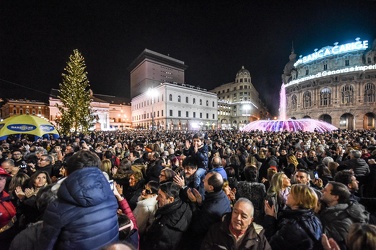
[{"left": 1, "top": 0, "right": 376, "bottom": 115}]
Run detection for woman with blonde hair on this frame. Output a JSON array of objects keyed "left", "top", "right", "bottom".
[
  {"left": 285, "top": 153, "right": 298, "bottom": 179},
  {"left": 265, "top": 172, "right": 291, "bottom": 216},
  {"left": 265, "top": 184, "right": 322, "bottom": 249},
  {"left": 101, "top": 159, "right": 112, "bottom": 176}
]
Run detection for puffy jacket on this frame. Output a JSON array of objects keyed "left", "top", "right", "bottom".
[
  {"left": 319, "top": 201, "right": 369, "bottom": 247},
  {"left": 264, "top": 208, "right": 322, "bottom": 250},
  {"left": 201, "top": 213, "right": 271, "bottom": 250},
  {"left": 0, "top": 190, "right": 16, "bottom": 229},
  {"left": 39, "top": 167, "right": 119, "bottom": 250},
  {"left": 133, "top": 196, "right": 158, "bottom": 235},
  {"left": 187, "top": 144, "right": 209, "bottom": 170},
  {"left": 143, "top": 198, "right": 192, "bottom": 250},
  {"left": 337, "top": 158, "right": 370, "bottom": 177}
]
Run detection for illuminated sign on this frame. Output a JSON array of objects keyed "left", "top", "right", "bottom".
[
  {"left": 286, "top": 64, "right": 376, "bottom": 87},
  {"left": 294, "top": 38, "right": 368, "bottom": 67},
  {"left": 7, "top": 124, "right": 37, "bottom": 132}
]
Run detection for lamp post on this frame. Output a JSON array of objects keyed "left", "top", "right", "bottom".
[{"left": 147, "top": 88, "right": 158, "bottom": 131}]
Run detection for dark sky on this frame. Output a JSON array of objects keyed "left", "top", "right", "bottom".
[{"left": 1, "top": 0, "right": 376, "bottom": 115}]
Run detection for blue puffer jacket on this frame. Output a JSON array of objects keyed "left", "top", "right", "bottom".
[{"left": 38, "top": 167, "right": 119, "bottom": 250}]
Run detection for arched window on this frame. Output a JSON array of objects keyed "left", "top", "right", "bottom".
[
  {"left": 341, "top": 85, "right": 354, "bottom": 104},
  {"left": 169, "top": 94, "right": 172, "bottom": 101},
  {"left": 193, "top": 98, "right": 196, "bottom": 104},
  {"left": 320, "top": 88, "right": 331, "bottom": 106},
  {"left": 303, "top": 91, "right": 311, "bottom": 108},
  {"left": 291, "top": 95, "right": 297, "bottom": 109},
  {"left": 178, "top": 95, "right": 181, "bottom": 102},
  {"left": 364, "top": 83, "right": 375, "bottom": 103}
]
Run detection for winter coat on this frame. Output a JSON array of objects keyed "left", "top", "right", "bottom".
[
  {"left": 124, "top": 179, "right": 145, "bottom": 210},
  {"left": 9, "top": 221, "right": 43, "bottom": 250},
  {"left": 0, "top": 190, "right": 16, "bottom": 229},
  {"left": 38, "top": 167, "right": 119, "bottom": 250},
  {"left": 186, "top": 144, "right": 209, "bottom": 170},
  {"left": 337, "top": 158, "right": 370, "bottom": 177},
  {"left": 142, "top": 198, "right": 192, "bottom": 250},
  {"left": 264, "top": 208, "right": 322, "bottom": 250},
  {"left": 258, "top": 156, "right": 279, "bottom": 182},
  {"left": 319, "top": 201, "right": 369, "bottom": 247},
  {"left": 236, "top": 181, "right": 266, "bottom": 224},
  {"left": 201, "top": 213, "right": 271, "bottom": 250},
  {"left": 133, "top": 196, "right": 158, "bottom": 235}
]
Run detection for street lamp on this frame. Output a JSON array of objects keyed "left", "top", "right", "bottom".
[{"left": 147, "top": 88, "right": 158, "bottom": 131}]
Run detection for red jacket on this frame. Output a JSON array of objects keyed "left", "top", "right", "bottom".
[{"left": 0, "top": 191, "right": 16, "bottom": 228}]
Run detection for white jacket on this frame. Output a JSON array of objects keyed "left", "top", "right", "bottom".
[{"left": 133, "top": 196, "right": 158, "bottom": 235}]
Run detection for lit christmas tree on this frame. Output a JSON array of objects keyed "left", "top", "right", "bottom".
[{"left": 57, "top": 49, "right": 95, "bottom": 135}]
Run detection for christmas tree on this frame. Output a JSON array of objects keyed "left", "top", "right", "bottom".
[{"left": 57, "top": 49, "right": 95, "bottom": 135}]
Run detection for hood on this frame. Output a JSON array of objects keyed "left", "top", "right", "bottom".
[
  {"left": 157, "top": 199, "right": 192, "bottom": 231},
  {"left": 57, "top": 167, "right": 113, "bottom": 207}
]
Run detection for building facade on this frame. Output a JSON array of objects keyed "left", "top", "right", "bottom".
[
  {"left": 132, "top": 82, "right": 217, "bottom": 130},
  {"left": 210, "top": 66, "right": 268, "bottom": 129},
  {"left": 282, "top": 38, "right": 376, "bottom": 130},
  {"left": 49, "top": 89, "right": 131, "bottom": 131},
  {"left": 0, "top": 99, "right": 49, "bottom": 120},
  {"left": 128, "top": 49, "right": 187, "bottom": 99}
]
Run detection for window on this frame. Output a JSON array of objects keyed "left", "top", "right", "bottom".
[
  {"left": 305, "top": 69, "right": 309, "bottom": 75},
  {"left": 19, "top": 109, "right": 23, "bottom": 114},
  {"left": 13, "top": 109, "right": 17, "bottom": 114},
  {"left": 364, "top": 83, "right": 375, "bottom": 103},
  {"left": 303, "top": 91, "right": 311, "bottom": 108},
  {"left": 212, "top": 101, "right": 215, "bottom": 107},
  {"left": 233, "top": 87, "right": 236, "bottom": 91},
  {"left": 186, "top": 96, "right": 189, "bottom": 103},
  {"left": 320, "top": 88, "right": 331, "bottom": 106},
  {"left": 240, "top": 86, "right": 243, "bottom": 90},
  {"left": 178, "top": 111, "right": 181, "bottom": 117},
  {"left": 240, "top": 79, "right": 243, "bottom": 83},
  {"left": 178, "top": 95, "right": 181, "bottom": 102},
  {"left": 324, "top": 64, "right": 327, "bottom": 70},
  {"left": 206, "top": 113, "right": 209, "bottom": 119},
  {"left": 161, "top": 110, "right": 164, "bottom": 116},
  {"left": 345, "top": 60, "right": 350, "bottom": 66},
  {"left": 212, "top": 114, "right": 215, "bottom": 119},
  {"left": 169, "top": 110, "right": 173, "bottom": 116},
  {"left": 169, "top": 94, "right": 172, "bottom": 101},
  {"left": 200, "top": 99, "right": 202, "bottom": 105},
  {"left": 341, "top": 85, "right": 354, "bottom": 104},
  {"left": 186, "top": 111, "right": 189, "bottom": 117},
  {"left": 193, "top": 98, "right": 196, "bottom": 104},
  {"left": 227, "top": 89, "right": 229, "bottom": 92},
  {"left": 193, "top": 112, "right": 196, "bottom": 118},
  {"left": 244, "top": 78, "right": 247, "bottom": 82},
  {"left": 206, "top": 100, "right": 209, "bottom": 106},
  {"left": 200, "top": 113, "right": 202, "bottom": 118},
  {"left": 157, "top": 111, "right": 160, "bottom": 117},
  {"left": 291, "top": 95, "right": 297, "bottom": 109}
]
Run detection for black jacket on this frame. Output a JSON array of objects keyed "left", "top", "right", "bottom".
[
  {"left": 143, "top": 199, "right": 192, "bottom": 250},
  {"left": 264, "top": 208, "right": 322, "bottom": 250}
]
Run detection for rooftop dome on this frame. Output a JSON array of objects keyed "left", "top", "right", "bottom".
[{"left": 236, "top": 66, "right": 250, "bottom": 78}]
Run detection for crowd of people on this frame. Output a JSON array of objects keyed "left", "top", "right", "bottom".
[{"left": 1, "top": 129, "right": 376, "bottom": 250}]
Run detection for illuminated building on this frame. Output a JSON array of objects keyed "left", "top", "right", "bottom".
[
  {"left": 210, "top": 66, "right": 268, "bottom": 129},
  {"left": 282, "top": 38, "right": 376, "bottom": 130}
]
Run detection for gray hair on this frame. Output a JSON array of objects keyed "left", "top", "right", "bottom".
[
  {"left": 235, "top": 198, "right": 254, "bottom": 217},
  {"left": 322, "top": 156, "right": 334, "bottom": 166}
]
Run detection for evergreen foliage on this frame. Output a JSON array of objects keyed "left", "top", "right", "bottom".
[{"left": 57, "top": 49, "right": 95, "bottom": 135}]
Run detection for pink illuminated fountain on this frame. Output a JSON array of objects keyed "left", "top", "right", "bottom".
[{"left": 241, "top": 83, "right": 338, "bottom": 133}]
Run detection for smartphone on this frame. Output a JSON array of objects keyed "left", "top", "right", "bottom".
[
  {"left": 109, "top": 180, "right": 114, "bottom": 191},
  {"left": 314, "top": 171, "right": 319, "bottom": 180},
  {"left": 267, "top": 197, "right": 274, "bottom": 207}
]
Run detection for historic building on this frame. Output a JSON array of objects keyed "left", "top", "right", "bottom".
[
  {"left": 210, "top": 66, "right": 268, "bottom": 129},
  {"left": 49, "top": 89, "right": 131, "bottom": 131},
  {"left": 282, "top": 38, "right": 376, "bottom": 130},
  {"left": 130, "top": 49, "right": 217, "bottom": 130},
  {"left": 0, "top": 99, "right": 49, "bottom": 120}
]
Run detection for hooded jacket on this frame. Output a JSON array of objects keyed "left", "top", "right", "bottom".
[
  {"left": 143, "top": 198, "right": 192, "bottom": 250},
  {"left": 133, "top": 196, "right": 158, "bottom": 235},
  {"left": 38, "top": 167, "right": 119, "bottom": 250}
]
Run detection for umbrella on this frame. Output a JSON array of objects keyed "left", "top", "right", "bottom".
[{"left": 0, "top": 114, "right": 59, "bottom": 141}]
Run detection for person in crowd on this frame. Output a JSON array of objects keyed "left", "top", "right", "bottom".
[
  {"left": 142, "top": 182, "right": 192, "bottom": 250},
  {"left": 145, "top": 152, "right": 163, "bottom": 182},
  {"left": 173, "top": 156, "right": 205, "bottom": 200},
  {"left": 185, "top": 172, "right": 231, "bottom": 248},
  {"left": 322, "top": 223, "right": 376, "bottom": 250},
  {"left": 35, "top": 154, "right": 58, "bottom": 179},
  {"left": 123, "top": 171, "right": 145, "bottom": 210},
  {"left": 132, "top": 180, "right": 158, "bottom": 236},
  {"left": 38, "top": 150, "right": 119, "bottom": 250},
  {"left": 201, "top": 198, "right": 271, "bottom": 250},
  {"left": 284, "top": 153, "right": 298, "bottom": 179},
  {"left": 208, "top": 156, "right": 227, "bottom": 180},
  {"left": 236, "top": 166, "right": 266, "bottom": 224},
  {"left": 319, "top": 181, "right": 369, "bottom": 249},
  {"left": 337, "top": 149, "right": 370, "bottom": 187},
  {"left": 295, "top": 150, "right": 308, "bottom": 169},
  {"left": 159, "top": 167, "right": 176, "bottom": 184},
  {"left": 9, "top": 185, "right": 57, "bottom": 250},
  {"left": 256, "top": 147, "right": 278, "bottom": 183},
  {"left": 101, "top": 159, "right": 112, "bottom": 177},
  {"left": 12, "top": 149, "right": 27, "bottom": 172},
  {"left": 334, "top": 170, "right": 360, "bottom": 202},
  {"left": 265, "top": 172, "right": 291, "bottom": 216},
  {"left": 222, "top": 180, "right": 236, "bottom": 206},
  {"left": 0, "top": 167, "right": 17, "bottom": 249},
  {"left": 264, "top": 184, "right": 322, "bottom": 249}
]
